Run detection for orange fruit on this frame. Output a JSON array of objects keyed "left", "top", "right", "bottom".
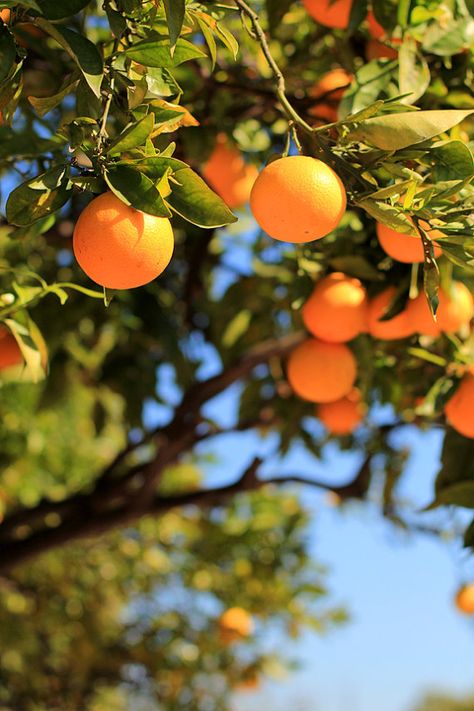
[
  {"left": 287, "top": 338, "right": 357, "bottom": 403},
  {"left": 202, "top": 134, "right": 258, "bottom": 209},
  {"left": 311, "top": 68, "right": 352, "bottom": 102},
  {"left": 366, "top": 9, "right": 385, "bottom": 39},
  {"left": 407, "top": 282, "right": 473, "bottom": 336},
  {"left": 309, "top": 68, "right": 352, "bottom": 124},
  {"left": 437, "top": 282, "right": 473, "bottom": 333},
  {"left": 250, "top": 156, "right": 346, "bottom": 243},
  {"left": 302, "top": 271, "right": 368, "bottom": 343},
  {"left": 405, "top": 292, "right": 440, "bottom": 338},
  {"left": 0, "top": 326, "right": 23, "bottom": 370},
  {"left": 219, "top": 607, "right": 254, "bottom": 644},
  {"left": 317, "top": 387, "right": 365, "bottom": 434},
  {"left": 73, "top": 191, "right": 174, "bottom": 290},
  {"left": 444, "top": 375, "right": 474, "bottom": 439},
  {"left": 367, "top": 287, "right": 413, "bottom": 340},
  {"left": 236, "top": 676, "right": 260, "bottom": 692},
  {"left": 302, "top": 0, "right": 352, "bottom": 29},
  {"left": 376, "top": 220, "right": 443, "bottom": 264},
  {"left": 455, "top": 583, "right": 474, "bottom": 615},
  {"left": 366, "top": 39, "right": 399, "bottom": 60},
  {"left": 0, "top": 8, "right": 11, "bottom": 23}
]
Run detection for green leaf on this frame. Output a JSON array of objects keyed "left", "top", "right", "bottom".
[
  {"left": 167, "top": 166, "right": 238, "bottom": 228},
  {"left": 398, "top": 37, "right": 430, "bottom": 105},
  {"left": 435, "top": 429, "right": 474, "bottom": 494},
  {"left": 422, "top": 235, "right": 440, "bottom": 317},
  {"left": 429, "top": 141, "right": 474, "bottom": 182},
  {"left": 222, "top": 309, "right": 252, "bottom": 347},
  {"left": 357, "top": 199, "right": 417, "bottom": 234},
  {"left": 6, "top": 166, "right": 72, "bottom": 226},
  {"left": 28, "top": 79, "right": 79, "bottom": 117},
  {"left": 125, "top": 37, "right": 206, "bottom": 69},
  {"left": 37, "top": 0, "right": 92, "bottom": 19},
  {"left": 130, "top": 156, "right": 237, "bottom": 227},
  {"left": 35, "top": 19, "right": 103, "bottom": 98},
  {"left": 107, "top": 114, "right": 155, "bottom": 156},
  {"left": 348, "top": 0, "right": 368, "bottom": 30},
  {"left": 422, "top": 16, "right": 474, "bottom": 57},
  {"left": 0, "top": 22, "right": 16, "bottom": 84},
  {"left": 430, "top": 481, "right": 474, "bottom": 509},
  {"left": 4, "top": 316, "right": 48, "bottom": 383},
  {"left": 464, "top": 518, "right": 474, "bottom": 549},
  {"left": 214, "top": 22, "right": 238, "bottom": 59},
  {"left": 348, "top": 110, "right": 474, "bottom": 150},
  {"left": 0, "top": 0, "right": 41, "bottom": 10},
  {"left": 105, "top": 165, "right": 172, "bottom": 218},
  {"left": 195, "top": 15, "right": 217, "bottom": 70},
  {"left": 163, "top": 0, "right": 185, "bottom": 54}
]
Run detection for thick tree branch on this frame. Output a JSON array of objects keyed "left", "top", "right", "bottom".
[{"left": 0, "top": 332, "right": 305, "bottom": 572}]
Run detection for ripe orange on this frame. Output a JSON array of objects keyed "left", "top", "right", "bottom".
[
  {"left": 219, "top": 607, "right": 254, "bottom": 644},
  {"left": 317, "top": 388, "right": 365, "bottom": 434},
  {"left": 407, "top": 282, "right": 473, "bottom": 336},
  {"left": 367, "top": 288, "right": 413, "bottom": 340},
  {"left": 287, "top": 338, "right": 357, "bottom": 403},
  {"left": 376, "top": 220, "right": 443, "bottom": 264},
  {"left": 444, "top": 375, "right": 474, "bottom": 439},
  {"left": 309, "top": 68, "right": 352, "bottom": 124},
  {"left": 437, "top": 282, "right": 473, "bottom": 333},
  {"left": 202, "top": 134, "right": 258, "bottom": 209},
  {"left": 366, "top": 9, "right": 385, "bottom": 39},
  {"left": 0, "top": 8, "right": 11, "bottom": 23},
  {"left": 302, "top": 272, "right": 368, "bottom": 343},
  {"left": 405, "top": 292, "right": 440, "bottom": 338},
  {"left": 73, "top": 191, "right": 174, "bottom": 290},
  {"left": 455, "top": 583, "right": 474, "bottom": 615},
  {"left": 302, "top": 0, "right": 352, "bottom": 29},
  {"left": 250, "top": 156, "right": 346, "bottom": 243},
  {"left": 0, "top": 326, "right": 23, "bottom": 370},
  {"left": 366, "top": 39, "right": 399, "bottom": 60}
]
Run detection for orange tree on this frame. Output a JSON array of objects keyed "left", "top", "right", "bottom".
[{"left": 0, "top": 0, "right": 473, "bottom": 707}]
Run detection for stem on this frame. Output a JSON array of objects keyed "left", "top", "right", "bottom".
[
  {"left": 233, "top": 0, "right": 314, "bottom": 135},
  {"left": 98, "top": 38, "right": 120, "bottom": 146}
]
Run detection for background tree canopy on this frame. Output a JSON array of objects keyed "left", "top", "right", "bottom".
[{"left": 0, "top": 0, "right": 473, "bottom": 708}]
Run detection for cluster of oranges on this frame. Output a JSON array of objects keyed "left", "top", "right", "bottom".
[{"left": 286, "top": 271, "right": 474, "bottom": 438}]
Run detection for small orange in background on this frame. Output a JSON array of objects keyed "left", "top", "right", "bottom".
[
  {"left": 317, "top": 388, "right": 366, "bottom": 435},
  {"left": 309, "top": 68, "right": 352, "bottom": 124},
  {"left": 13, "top": 23, "right": 45, "bottom": 48},
  {"left": 367, "top": 287, "right": 413, "bottom": 340},
  {"left": 454, "top": 583, "right": 474, "bottom": 615},
  {"left": 302, "top": 0, "right": 353, "bottom": 29},
  {"left": 202, "top": 134, "right": 258, "bottom": 209},
  {"left": 437, "top": 281, "right": 473, "bottom": 333},
  {"left": 376, "top": 220, "right": 443, "bottom": 264},
  {"left": 405, "top": 292, "right": 440, "bottom": 338},
  {"left": 218, "top": 607, "right": 254, "bottom": 644},
  {"left": 407, "top": 282, "right": 473, "bottom": 337},
  {"left": 0, "top": 326, "right": 23, "bottom": 371},
  {"left": 444, "top": 374, "right": 474, "bottom": 439},
  {"left": 302, "top": 272, "right": 368, "bottom": 343},
  {"left": 236, "top": 675, "right": 260, "bottom": 692},
  {"left": 73, "top": 191, "right": 174, "bottom": 290},
  {"left": 287, "top": 338, "right": 357, "bottom": 403},
  {"left": 0, "top": 8, "right": 11, "bottom": 23},
  {"left": 250, "top": 156, "right": 346, "bottom": 243}
]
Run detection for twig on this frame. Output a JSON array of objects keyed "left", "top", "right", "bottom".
[{"left": 232, "top": 0, "right": 314, "bottom": 135}]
